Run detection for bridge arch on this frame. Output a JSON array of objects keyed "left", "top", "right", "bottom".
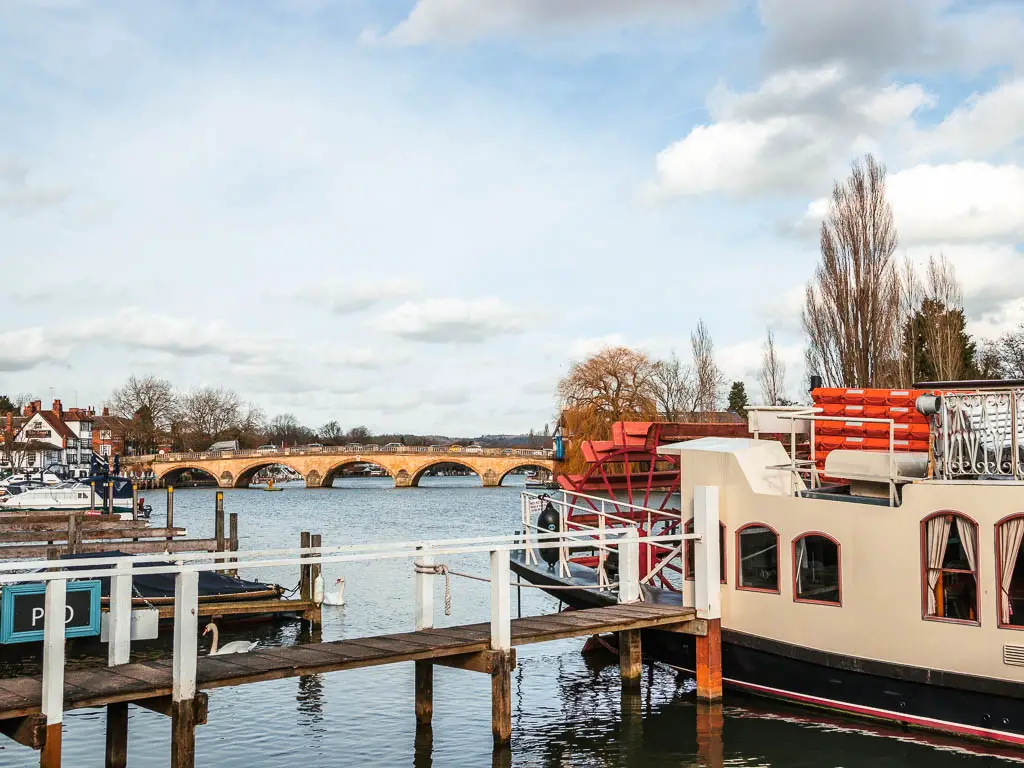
[
  {"left": 411, "top": 459, "right": 484, "bottom": 488},
  {"left": 233, "top": 460, "right": 305, "bottom": 488},
  {"left": 320, "top": 460, "right": 393, "bottom": 488},
  {"left": 158, "top": 465, "right": 220, "bottom": 487},
  {"left": 497, "top": 462, "right": 553, "bottom": 487}
]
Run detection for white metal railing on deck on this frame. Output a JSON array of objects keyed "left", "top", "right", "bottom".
[
  {"left": 939, "top": 389, "right": 1024, "bottom": 479},
  {"left": 0, "top": 494, "right": 722, "bottom": 743}
]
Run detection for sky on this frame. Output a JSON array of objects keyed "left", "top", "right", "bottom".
[{"left": 1, "top": 0, "right": 1023, "bottom": 435}]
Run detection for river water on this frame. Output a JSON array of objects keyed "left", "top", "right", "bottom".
[{"left": 1, "top": 477, "right": 1020, "bottom": 767}]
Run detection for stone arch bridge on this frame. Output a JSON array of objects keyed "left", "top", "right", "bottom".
[{"left": 125, "top": 446, "right": 554, "bottom": 489}]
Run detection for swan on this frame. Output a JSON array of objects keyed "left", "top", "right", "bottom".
[
  {"left": 321, "top": 576, "right": 346, "bottom": 606},
  {"left": 203, "top": 622, "right": 258, "bottom": 655}
]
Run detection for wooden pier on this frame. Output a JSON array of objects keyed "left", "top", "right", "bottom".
[{"left": 0, "top": 487, "right": 725, "bottom": 767}]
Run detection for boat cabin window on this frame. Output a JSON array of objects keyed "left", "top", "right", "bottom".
[
  {"left": 922, "top": 513, "right": 978, "bottom": 623},
  {"left": 793, "top": 534, "right": 841, "bottom": 605},
  {"left": 684, "top": 520, "right": 726, "bottom": 583},
  {"left": 736, "top": 524, "right": 779, "bottom": 592},
  {"left": 997, "top": 515, "right": 1024, "bottom": 628}
]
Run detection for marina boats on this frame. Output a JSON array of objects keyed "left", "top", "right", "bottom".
[
  {"left": 512, "top": 384, "right": 1024, "bottom": 748},
  {"left": 0, "top": 476, "right": 137, "bottom": 519}
]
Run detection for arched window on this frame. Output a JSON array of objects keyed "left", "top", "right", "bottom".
[
  {"left": 684, "top": 519, "right": 726, "bottom": 583},
  {"left": 793, "top": 533, "right": 841, "bottom": 605},
  {"left": 736, "top": 524, "right": 779, "bottom": 593},
  {"left": 997, "top": 515, "right": 1024, "bottom": 628},
  {"left": 922, "top": 512, "right": 979, "bottom": 623}
]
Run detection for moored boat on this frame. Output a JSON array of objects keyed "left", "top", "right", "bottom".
[{"left": 512, "top": 384, "right": 1024, "bottom": 748}]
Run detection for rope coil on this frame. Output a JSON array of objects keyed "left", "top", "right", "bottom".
[{"left": 414, "top": 563, "right": 452, "bottom": 615}]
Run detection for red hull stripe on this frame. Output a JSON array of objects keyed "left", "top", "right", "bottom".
[{"left": 727, "top": 678, "right": 1024, "bottom": 746}]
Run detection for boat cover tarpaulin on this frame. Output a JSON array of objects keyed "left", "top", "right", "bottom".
[{"left": 60, "top": 550, "right": 278, "bottom": 598}]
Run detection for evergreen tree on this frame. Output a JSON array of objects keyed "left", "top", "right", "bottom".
[
  {"left": 727, "top": 381, "right": 748, "bottom": 418},
  {"left": 904, "top": 299, "right": 978, "bottom": 382}
]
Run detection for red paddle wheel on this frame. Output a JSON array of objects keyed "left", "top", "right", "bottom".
[{"left": 556, "top": 421, "right": 751, "bottom": 592}]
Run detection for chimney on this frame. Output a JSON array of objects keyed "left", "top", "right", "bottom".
[
  {"left": 4, "top": 413, "right": 11, "bottom": 433},
  {"left": 52, "top": 399, "right": 62, "bottom": 416},
  {"left": 102, "top": 407, "right": 110, "bottom": 417}
]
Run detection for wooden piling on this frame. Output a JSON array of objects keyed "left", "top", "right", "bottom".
[
  {"left": 214, "top": 492, "right": 225, "bottom": 568},
  {"left": 105, "top": 702, "right": 128, "bottom": 768},
  {"left": 131, "top": 484, "right": 138, "bottom": 521},
  {"left": 300, "top": 531, "right": 312, "bottom": 602},
  {"left": 490, "top": 650, "right": 513, "bottom": 746},
  {"left": 166, "top": 487, "right": 175, "bottom": 543},
  {"left": 415, "top": 661, "right": 433, "bottom": 725},
  {"left": 40, "top": 724, "right": 61, "bottom": 768},
  {"left": 308, "top": 533, "right": 323, "bottom": 627},
  {"left": 228, "top": 513, "right": 239, "bottom": 576},
  {"left": 618, "top": 629, "right": 642, "bottom": 686},
  {"left": 696, "top": 619, "right": 722, "bottom": 701},
  {"left": 106, "top": 481, "right": 114, "bottom": 517},
  {"left": 89, "top": 481, "right": 96, "bottom": 512},
  {"left": 65, "top": 513, "right": 81, "bottom": 557},
  {"left": 170, "top": 699, "right": 196, "bottom": 768}
]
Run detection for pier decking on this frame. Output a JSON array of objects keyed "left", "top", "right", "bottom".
[{"left": 0, "top": 604, "right": 699, "bottom": 721}]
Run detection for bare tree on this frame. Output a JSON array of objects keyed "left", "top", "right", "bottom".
[
  {"left": 919, "top": 254, "right": 966, "bottom": 381},
  {"left": 999, "top": 327, "right": 1024, "bottom": 378},
  {"left": 558, "top": 346, "right": 659, "bottom": 424},
  {"left": 803, "top": 154, "right": 902, "bottom": 387},
  {"left": 108, "top": 375, "right": 178, "bottom": 451},
  {"left": 177, "top": 387, "right": 242, "bottom": 449},
  {"left": 896, "top": 257, "right": 923, "bottom": 386},
  {"left": 758, "top": 329, "right": 787, "bottom": 405},
  {"left": 975, "top": 340, "right": 1005, "bottom": 379},
  {"left": 691, "top": 320, "right": 724, "bottom": 419},
  {"left": 651, "top": 352, "right": 694, "bottom": 420},
  {"left": 319, "top": 420, "right": 345, "bottom": 445}
]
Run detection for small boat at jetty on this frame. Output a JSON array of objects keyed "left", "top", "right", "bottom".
[
  {"left": 0, "top": 477, "right": 136, "bottom": 518},
  {"left": 513, "top": 382, "right": 1024, "bottom": 748}
]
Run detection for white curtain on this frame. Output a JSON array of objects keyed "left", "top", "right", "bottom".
[
  {"left": 957, "top": 517, "right": 977, "bottom": 573},
  {"left": 1000, "top": 517, "right": 1024, "bottom": 623},
  {"left": 794, "top": 538, "right": 808, "bottom": 595},
  {"left": 926, "top": 516, "right": 952, "bottom": 616}
]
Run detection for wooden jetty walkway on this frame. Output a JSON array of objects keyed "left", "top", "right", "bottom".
[{"left": 0, "top": 489, "right": 725, "bottom": 767}]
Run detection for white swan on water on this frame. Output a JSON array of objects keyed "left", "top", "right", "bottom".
[
  {"left": 322, "top": 577, "right": 346, "bottom": 606},
  {"left": 203, "top": 622, "right": 258, "bottom": 655}
]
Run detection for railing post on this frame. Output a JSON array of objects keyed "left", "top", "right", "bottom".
[
  {"left": 693, "top": 486, "right": 721, "bottom": 619},
  {"left": 40, "top": 578, "right": 66, "bottom": 768},
  {"left": 415, "top": 545, "right": 434, "bottom": 631},
  {"left": 618, "top": 529, "right": 640, "bottom": 604},
  {"left": 489, "top": 548, "right": 512, "bottom": 746},
  {"left": 693, "top": 485, "right": 722, "bottom": 702},
  {"left": 108, "top": 560, "right": 133, "bottom": 666},
  {"left": 171, "top": 570, "right": 199, "bottom": 768}
]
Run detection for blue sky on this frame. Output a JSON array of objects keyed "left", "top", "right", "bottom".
[{"left": 2, "top": 0, "right": 1023, "bottom": 434}]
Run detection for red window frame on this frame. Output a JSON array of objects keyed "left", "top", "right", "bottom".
[
  {"left": 791, "top": 532, "right": 842, "bottom": 607},
  {"left": 920, "top": 510, "right": 980, "bottom": 626},
  {"left": 735, "top": 522, "right": 781, "bottom": 594},
  {"left": 683, "top": 519, "right": 727, "bottom": 583},
  {"left": 995, "top": 513, "right": 1024, "bottom": 631}
]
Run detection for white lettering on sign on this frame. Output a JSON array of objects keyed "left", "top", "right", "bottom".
[
  {"left": 29, "top": 605, "right": 76, "bottom": 627},
  {"left": 31, "top": 607, "right": 44, "bottom": 627},
  {"left": 65, "top": 605, "right": 75, "bottom": 624}
]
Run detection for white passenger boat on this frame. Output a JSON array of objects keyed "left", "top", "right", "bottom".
[
  {"left": 512, "top": 383, "right": 1024, "bottom": 748},
  {"left": 0, "top": 481, "right": 133, "bottom": 519}
]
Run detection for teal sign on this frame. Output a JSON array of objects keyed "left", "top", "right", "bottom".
[{"left": 0, "top": 581, "right": 101, "bottom": 644}]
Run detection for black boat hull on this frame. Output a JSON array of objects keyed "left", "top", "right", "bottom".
[{"left": 511, "top": 556, "right": 1024, "bottom": 747}]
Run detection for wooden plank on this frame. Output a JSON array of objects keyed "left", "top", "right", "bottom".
[
  {"left": 416, "top": 627, "right": 490, "bottom": 644},
  {"left": 103, "top": 664, "right": 173, "bottom": 687},
  {"left": 0, "top": 528, "right": 188, "bottom": 543},
  {"left": 491, "top": 650, "right": 513, "bottom": 745},
  {"left": 255, "top": 645, "right": 348, "bottom": 668},
  {"left": 135, "top": 693, "right": 208, "bottom": 726},
  {"left": 0, "top": 539, "right": 218, "bottom": 559},
  {"left": 434, "top": 649, "right": 517, "bottom": 675},
  {"left": 156, "top": 598, "right": 310, "bottom": 620},
  {"left": 0, "top": 714, "right": 45, "bottom": 749}
]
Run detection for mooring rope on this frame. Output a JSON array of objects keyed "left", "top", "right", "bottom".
[{"left": 414, "top": 561, "right": 622, "bottom": 615}]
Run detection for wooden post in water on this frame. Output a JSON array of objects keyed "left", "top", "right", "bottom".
[
  {"left": 228, "top": 513, "right": 239, "bottom": 576},
  {"left": 617, "top": 528, "right": 643, "bottom": 685},
  {"left": 166, "top": 487, "right": 175, "bottom": 543},
  {"left": 489, "top": 548, "right": 512, "bottom": 746},
  {"left": 106, "top": 481, "right": 114, "bottom": 517},
  {"left": 308, "top": 533, "right": 323, "bottom": 627},
  {"left": 105, "top": 703, "right": 128, "bottom": 768},
  {"left": 66, "top": 513, "right": 81, "bottom": 557},
  {"left": 214, "top": 492, "right": 225, "bottom": 571},
  {"left": 40, "top": 579, "right": 66, "bottom": 768},
  {"left": 300, "top": 531, "right": 312, "bottom": 603},
  {"left": 693, "top": 486, "right": 723, "bottom": 702},
  {"left": 131, "top": 483, "right": 138, "bottom": 521},
  {"left": 171, "top": 571, "right": 199, "bottom": 768},
  {"left": 695, "top": 701, "right": 725, "bottom": 768},
  {"left": 414, "top": 544, "right": 434, "bottom": 726}
]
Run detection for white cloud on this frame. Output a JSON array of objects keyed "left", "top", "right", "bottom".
[
  {"left": 377, "top": 0, "right": 730, "bottom": 45},
  {"left": 0, "top": 328, "right": 68, "bottom": 371},
  {"left": 567, "top": 334, "right": 626, "bottom": 359},
  {"left": 801, "top": 163, "right": 1024, "bottom": 245},
  {"left": 377, "top": 298, "right": 527, "bottom": 343},
  {"left": 922, "top": 78, "right": 1024, "bottom": 159},
  {"left": 294, "top": 279, "right": 418, "bottom": 315},
  {"left": 0, "top": 157, "right": 70, "bottom": 215},
  {"left": 648, "top": 68, "right": 933, "bottom": 198}
]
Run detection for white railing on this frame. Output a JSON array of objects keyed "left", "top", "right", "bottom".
[
  {"left": 939, "top": 389, "right": 1024, "bottom": 479},
  {"left": 0, "top": 494, "right": 721, "bottom": 737}
]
